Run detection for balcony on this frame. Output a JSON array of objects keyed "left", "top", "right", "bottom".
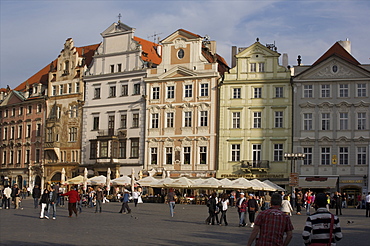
[
  {"left": 241, "top": 160, "right": 269, "bottom": 172},
  {"left": 44, "top": 142, "right": 61, "bottom": 149},
  {"left": 97, "top": 129, "right": 126, "bottom": 138}
]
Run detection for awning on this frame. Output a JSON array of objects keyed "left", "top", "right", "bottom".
[{"left": 298, "top": 176, "right": 338, "bottom": 189}]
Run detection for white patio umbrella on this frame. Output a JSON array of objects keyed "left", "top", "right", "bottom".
[
  {"left": 107, "top": 168, "right": 111, "bottom": 194},
  {"left": 263, "top": 180, "right": 285, "bottom": 191},
  {"left": 151, "top": 177, "right": 174, "bottom": 188},
  {"left": 137, "top": 176, "right": 159, "bottom": 186},
  {"left": 83, "top": 168, "right": 88, "bottom": 191},
  {"left": 61, "top": 168, "right": 66, "bottom": 185},
  {"left": 231, "top": 178, "right": 253, "bottom": 190},
  {"left": 219, "top": 178, "right": 234, "bottom": 189},
  {"left": 249, "top": 179, "right": 266, "bottom": 191},
  {"left": 111, "top": 175, "right": 132, "bottom": 186},
  {"left": 191, "top": 177, "right": 221, "bottom": 189},
  {"left": 167, "top": 177, "right": 194, "bottom": 188},
  {"left": 87, "top": 175, "right": 107, "bottom": 186},
  {"left": 66, "top": 175, "right": 84, "bottom": 185},
  {"left": 252, "top": 179, "right": 276, "bottom": 191}
]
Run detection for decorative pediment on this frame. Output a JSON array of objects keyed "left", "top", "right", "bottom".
[
  {"left": 197, "top": 103, "right": 210, "bottom": 110},
  {"left": 101, "top": 21, "right": 134, "bottom": 37},
  {"left": 165, "top": 137, "right": 174, "bottom": 142},
  {"left": 299, "top": 137, "right": 315, "bottom": 143},
  {"left": 236, "top": 42, "right": 279, "bottom": 58},
  {"left": 336, "top": 136, "right": 350, "bottom": 142},
  {"left": 180, "top": 102, "right": 193, "bottom": 108},
  {"left": 335, "top": 101, "right": 351, "bottom": 108},
  {"left": 195, "top": 136, "right": 208, "bottom": 141},
  {"left": 299, "top": 101, "right": 316, "bottom": 108},
  {"left": 163, "top": 104, "right": 174, "bottom": 109},
  {"left": 148, "top": 105, "right": 161, "bottom": 112},
  {"left": 317, "top": 102, "right": 334, "bottom": 108},
  {"left": 318, "top": 136, "right": 333, "bottom": 142},
  {"left": 158, "top": 66, "right": 198, "bottom": 79},
  {"left": 354, "top": 136, "right": 369, "bottom": 142},
  {"left": 161, "top": 29, "right": 201, "bottom": 43},
  {"left": 354, "top": 100, "right": 370, "bottom": 107}
]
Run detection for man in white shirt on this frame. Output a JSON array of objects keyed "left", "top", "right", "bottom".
[
  {"left": 366, "top": 192, "right": 370, "bottom": 218},
  {"left": 3, "top": 186, "right": 12, "bottom": 209}
]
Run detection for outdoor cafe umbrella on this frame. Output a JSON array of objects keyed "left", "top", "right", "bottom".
[
  {"left": 111, "top": 175, "right": 132, "bottom": 186},
  {"left": 87, "top": 175, "right": 107, "bottom": 186},
  {"left": 251, "top": 179, "right": 276, "bottom": 191},
  {"left": 151, "top": 177, "right": 174, "bottom": 188},
  {"left": 191, "top": 177, "right": 221, "bottom": 189},
  {"left": 137, "top": 176, "right": 159, "bottom": 187},
  {"left": 263, "top": 179, "right": 285, "bottom": 191},
  {"left": 231, "top": 178, "right": 253, "bottom": 190},
  {"left": 167, "top": 177, "right": 194, "bottom": 188},
  {"left": 219, "top": 178, "right": 234, "bottom": 189},
  {"left": 66, "top": 175, "right": 84, "bottom": 185},
  {"left": 249, "top": 179, "right": 266, "bottom": 191}
]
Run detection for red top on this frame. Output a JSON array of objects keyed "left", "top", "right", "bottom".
[
  {"left": 254, "top": 207, "right": 294, "bottom": 246},
  {"left": 61, "top": 190, "right": 80, "bottom": 203}
]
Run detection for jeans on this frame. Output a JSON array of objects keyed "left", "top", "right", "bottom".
[
  {"left": 238, "top": 211, "right": 246, "bottom": 225},
  {"left": 365, "top": 203, "right": 370, "bottom": 217},
  {"left": 120, "top": 202, "right": 131, "bottom": 213},
  {"left": 33, "top": 198, "right": 39, "bottom": 208},
  {"left": 306, "top": 203, "right": 311, "bottom": 215},
  {"left": 264, "top": 202, "right": 270, "bottom": 210},
  {"left": 249, "top": 211, "right": 256, "bottom": 223},
  {"left": 48, "top": 203, "right": 56, "bottom": 217},
  {"left": 169, "top": 201, "right": 175, "bottom": 217},
  {"left": 95, "top": 200, "right": 102, "bottom": 212},
  {"left": 219, "top": 210, "right": 228, "bottom": 225},
  {"left": 3, "top": 198, "right": 10, "bottom": 208}
]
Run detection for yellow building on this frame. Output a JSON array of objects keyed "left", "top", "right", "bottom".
[{"left": 217, "top": 39, "right": 292, "bottom": 188}]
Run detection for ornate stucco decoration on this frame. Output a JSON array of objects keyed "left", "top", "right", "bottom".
[
  {"left": 163, "top": 104, "right": 174, "bottom": 110},
  {"left": 180, "top": 102, "right": 193, "bottom": 108},
  {"left": 315, "top": 61, "right": 354, "bottom": 78},
  {"left": 354, "top": 100, "right": 370, "bottom": 107},
  {"left": 174, "top": 38, "right": 186, "bottom": 49},
  {"left": 300, "top": 101, "right": 316, "bottom": 108},
  {"left": 197, "top": 103, "right": 210, "bottom": 110},
  {"left": 148, "top": 105, "right": 161, "bottom": 113},
  {"left": 354, "top": 136, "right": 369, "bottom": 142},
  {"left": 336, "top": 136, "right": 350, "bottom": 142},
  {"left": 317, "top": 102, "right": 334, "bottom": 108},
  {"left": 299, "top": 137, "right": 315, "bottom": 143},
  {"left": 318, "top": 136, "right": 333, "bottom": 143},
  {"left": 335, "top": 101, "right": 351, "bottom": 110}
]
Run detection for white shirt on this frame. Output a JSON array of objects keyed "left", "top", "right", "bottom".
[
  {"left": 366, "top": 194, "right": 370, "bottom": 203},
  {"left": 221, "top": 199, "right": 229, "bottom": 211},
  {"left": 132, "top": 191, "right": 140, "bottom": 199},
  {"left": 4, "top": 187, "right": 12, "bottom": 198}
]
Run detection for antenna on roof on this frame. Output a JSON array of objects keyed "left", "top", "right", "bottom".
[{"left": 147, "top": 32, "right": 162, "bottom": 44}]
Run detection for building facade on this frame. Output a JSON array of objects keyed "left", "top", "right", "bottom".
[
  {"left": 217, "top": 40, "right": 292, "bottom": 188},
  {"left": 82, "top": 21, "right": 161, "bottom": 178},
  {"left": 44, "top": 38, "right": 99, "bottom": 183},
  {"left": 144, "top": 29, "right": 228, "bottom": 178},
  {"left": 292, "top": 40, "right": 370, "bottom": 202}
]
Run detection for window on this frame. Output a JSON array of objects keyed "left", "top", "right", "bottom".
[
  {"left": 151, "top": 148, "right": 158, "bottom": 164},
  {"left": 200, "top": 111, "right": 208, "bottom": 127},
  {"left": 130, "top": 138, "right": 139, "bottom": 158},
  {"left": 273, "top": 144, "right": 283, "bottom": 161},
  {"left": 339, "top": 112, "right": 348, "bottom": 130},
  {"left": 321, "top": 84, "right": 331, "bottom": 98},
  {"left": 166, "top": 112, "right": 174, "bottom": 128},
  {"left": 183, "top": 147, "right": 191, "bottom": 164},
  {"left": 27, "top": 105, "right": 32, "bottom": 114},
  {"left": 108, "top": 115, "right": 115, "bottom": 135},
  {"left": 75, "top": 82, "right": 80, "bottom": 93},
  {"left": 9, "top": 151, "right": 14, "bottom": 164},
  {"left": 16, "top": 150, "right": 21, "bottom": 164},
  {"left": 121, "top": 84, "right": 128, "bottom": 96},
  {"left": 357, "top": 112, "right": 366, "bottom": 130},
  {"left": 26, "top": 125, "right": 31, "bottom": 138},
  {"left": 254, "top": 88, "right": 262, "bottom": 98},
  {"left": 59, "top": 85, "right": 63, "bottom": 95},
  {"left": 3, "top": 127, "right": 7, "bottom": 140},
  {"left": 93, "top": 116, "right": 99, "bottom": 130},
  {"left": 10, "top": 127, "right": 14, "bottom": 139},
  {"left": 4, "top": 109, "right": 8, "bottom": 117},
  {"left": 252, "top": 144, "right": 261, "bottom": 164},
  {"left": 258, "top": 62, "right": 265, "bottom": 72},
  {"left": 94, "top": 87, "right": 101, "bottom": 99},
  {"left": 357, "top": 147, "right": 366, "bottom": 165},
  {"left": 117, "top": 64, "right": 122, "bottom": 72},
  {"left": 339, "top": 147, "right": 348, "bottom": 165},
  {"left": 250, "top": 63, "right": 256, "bottom": 72},
  {"left": 303, "top": 85, "right": 313, "bottom": 98},
  {"left": 37, "top": 104, "right": 42, "bottom": 113},
  {"left": 303, "top": 147, "right": 312, "bottom": 165},
  {"left": 321, "top": 113, "right": 330, "bottom": 130},
  {"left": 100, "top": 141, "right": 108, "bottom": 157},
  {"left": 167, "top": 86, "right": 174, "bottom": 99},
  {"left": 200, "top": 146, "right": 207, "bottom": 164},
  {"left": 35, "top": 149, "right": 40, "bottom": 163},
  {"left": 303, "top": 113, "right": 313, "bottom": 130},
  {"left": 90, "top": 141, "right": 97, "bottom": 159},
  {"left": 357, "top": 83, "right": 366, "bottom": 97},
  {"left": 233, "top": 88, "right": 241, "bottom": 99},
  {"left": 69, "top": 127, "right": 77, "bottom": 142},
  {"left": 110, "top": 65, "right": 114, "bottom": 73},
  {"left": 275, "top": 87, "right": 283, "bottom": 98},
  {"left": 109, "top": 86, "right": 116, "bottom": 97},
  {"left": 253, "top": 112, "right": 261, "bottom": 128},
  {"left": 184, "top": 112, "right": 192, "bottom": 127},
  {"left": 36, "top": 124, "right": 41, "bottom": 137},
  {"left": 17, "top": 125, "right": 22, "bottom": 139},
  {"left": 339, "top": 84, "right": 349, "bottom": 97},
  {"left": 120, "top": 114, "right": 127, "bottom": 129},
  {"left": 52, "top": 86, "right": 57, "bottom": 96},
  {"left": 232, "top": 112, "right": 240, "bottom": 129},
  {"left": 178, "top": 49, "right": 185, "bottom": 59},
  {"left": 133, "top": 84, "right": 140, "bottom": 95},
  {"left": 132, "top": 113, "right": 139, "bottom": 128},
  {"left": 151, "top": 113, "right": 159, "bottom": 128},
  {"left": 166, "top": 147, "right": 173, "bottom": 165},
  {"left": 321, "top": 147, "right": 330, "bottom": 165},
  {"left": 200, "top": 83, "right": 209, "bottom": 97},
  {"left": 274, "top": 111, "right": 283, "bottom": 128},
  {"left": 68, "top": 83, "right": 72, "bottom": 94},
  {"left": 12, "top": 108, "right": 15, "bottom": 116},
  {"left": 47, "top": 128, "right": 53, "bottom": 142},
  {"left": 231, "top": 144, "right": 240, "bottom": 162},
  {"left": 63, "top": 61, "right": 69, "bottom": 75},
  {"left": 25, "top": 150, "right": 30, "bottom": 164},
  {"left": 119, "top": 140, "right": 126, "bottom": 158},
  {"left": 2, "top": 151, "right": 6, "bottom": 164},
  {"left": 19, "top": 107, "right": 23, "bottom": 116},
  {"left": 152, "top": 87, "right": 160, "bottom": 100},
  {"left": 184, "top": 85, "right": 192, "bottom": 98}
]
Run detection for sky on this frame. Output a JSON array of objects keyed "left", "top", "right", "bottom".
[{"left": 1, "top": 0, "right": 369, "bottom": 89}]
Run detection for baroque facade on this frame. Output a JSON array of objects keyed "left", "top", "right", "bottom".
[
  {"left": 82, "top": 21, "right": 161, "bottom": 178},
  {"left": 144, "top": 29, "right": 228, "bottom": 178},
  {"left": 217, "top": 39, "right": 292, "bottom": 188},
  {"left": 292, "top": 40, "right": 370, "bottom": 200}
]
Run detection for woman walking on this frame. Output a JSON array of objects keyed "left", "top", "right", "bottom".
[
  {"left": 219, "top": 193, "right": 229, "bottom": 226},
  {"left": 247, "top": 194, "right": 258, "bottom": 228}
]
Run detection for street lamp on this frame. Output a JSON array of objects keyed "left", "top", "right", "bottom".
[{"left": 284, "top": 152, "right": 306, "bottom": 189}]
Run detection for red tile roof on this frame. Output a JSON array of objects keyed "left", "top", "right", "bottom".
[
  {"left": 133, "top": 36, "right": 162, "bottom": 65},
  {"left": 312, "top": 42, "right": 360, "bottom": 66},
  {"left": 76, "top": 43, "right": 100, "bottom": 67}
]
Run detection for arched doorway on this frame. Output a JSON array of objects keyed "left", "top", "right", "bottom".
[
  {"left": 341, "top": 185, "right": 361, "bottom": 208},
  {"left": 34, "top": 176, "right": 41, "bottom": 187},
  {"left": 51, "top": 172, "right": 61, "bottom": 183},
  {"left": 17, "top": 175, "right": 23, "bottom": 189}
]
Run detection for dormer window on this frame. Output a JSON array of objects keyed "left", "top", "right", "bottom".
[{"left": 33, "top": 86, "right": 38, "bottom": 94}]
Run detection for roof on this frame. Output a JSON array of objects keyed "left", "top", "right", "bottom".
[
  {"left": 312, "top": 42, "right": 360, "bottom": 66},
  {"left": 133, "top": 36, "right": 162, "bottom": 65},
  {"left": 14, "top": 43, "right": 100, "bottom": 92}
]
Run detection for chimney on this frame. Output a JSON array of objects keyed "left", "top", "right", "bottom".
[
  {"left": 282, "top": 53, "right": 288, "bottom": 68},
  {"left": 338, "top": 38, "right": 351, "bottom": 54},
  {"left": 208, "top": 40, "right": 216, "bottom": 55},
  {"left": 231, "top": 46, "right": 237, "bottom": 68}
]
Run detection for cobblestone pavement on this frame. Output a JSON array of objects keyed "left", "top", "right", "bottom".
[{"left": 0, "top": 199, "right": 369, "bottom": 246}]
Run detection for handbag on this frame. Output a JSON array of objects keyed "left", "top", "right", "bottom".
[{"left": 309, "top": 214, "right": 334, "bottom": 246}]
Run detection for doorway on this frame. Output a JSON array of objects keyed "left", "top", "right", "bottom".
[{"left": 341, "top": 186, "right": 361, "bottom": 208}]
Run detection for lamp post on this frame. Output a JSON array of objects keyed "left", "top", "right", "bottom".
[{"left": 284, "top": 152, "right": 306, "bottom": 190}]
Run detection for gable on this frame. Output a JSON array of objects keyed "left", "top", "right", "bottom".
[
  {"left": 101, "top": 21, "right": 134, "bottom": 37},
  {"left": 161, "top": 29, "right": 202, "bottom": 43},
  {"left": 158, "top": 66, "right": 198, "bottom": 79},
  {"left": 236, "top": 42, "right": 279, "bottom": 58},
  {"left": 295, "top": 56, "right": 370, "bottom": 80},
  {"left": 0, "top": 91, "right": 24, "bottom": 106}
]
